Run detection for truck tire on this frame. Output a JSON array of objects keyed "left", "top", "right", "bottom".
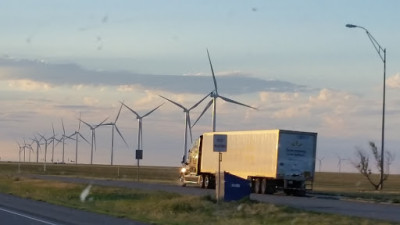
[
  {"left": 199, "top": 174, "right": 205, "bottom": 188},
  {"left": 253, "top": 178, "right": 261, "bottom": 194},
  {"left": 204, "top": 175, "right": 212, "bottom": 189},
  {"left": 284, "top": 189, "right": 293, "bottom": 195},
  {"left": 294, "top": 190, "right": 306, "bottom": 197},
  {"left": 261, "top": 178, "right": 267, "bottom": 194}
]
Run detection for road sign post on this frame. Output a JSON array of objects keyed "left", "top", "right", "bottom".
[
  {"left": 136, "top": 149, "right": 143, "bottom": 181},
  {"left": 213, "top": 134, "right": 227, "bottom": 202}
]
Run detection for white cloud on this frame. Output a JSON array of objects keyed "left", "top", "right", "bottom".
[
  {"left": 117, "top": 85, "right": 137, "bottom": 92},
  {"left": 387, "top": 74, "right": 400, "bottom": 89},
  {"left": 83, "top": 97, "right": 100, "bottom": 106},
  {"left": 8, "top": 79, "right": 52, "bottom": 91}
]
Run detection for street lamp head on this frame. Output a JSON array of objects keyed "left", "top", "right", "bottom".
[{"left": 346, "top": 24, "right": 358, "bottom": 28}]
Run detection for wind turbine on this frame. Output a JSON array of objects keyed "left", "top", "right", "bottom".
[
  {"left": 24, "top": 139, "right": 34, "bottom": 162},
  {"left": 22, "top": 139, "right": 27, "bottom": 162},
  {"left": 38, "top": 133, "right": 54, "bottom": 172},
  {"left": 16, "top": 142, "right": 23, "bottom": 173},
  {"left": 159, "top": 94, "right": 209, "bottom": 164},
  {"left": 337, "top": 155, "right": 347, "bottom": 174},
  {"left": 70, "top": 114, "right": 90, "bottom": 164},
  {"left": 121, "top": 102, "right": 163, "bottom": 181},
  {"left": 80, "top": 117, "right": 108, "bottom": 165},
  {"left": 101, "top": 103, "right": 129, "bottom": 165},
  {"left": 121, "top": 102, "right": 163, "bottom": 153},
  {"left": 193, "top": 50, "right": 257, "bottom": 132},
  {"left": 50, "top": 123, "right": 59, "bottom": 163},
  {"left": 31, "top": 136, "right": 42, "bottom": 163},
  {"left": 60, "top": 119, "right": 75, "bottom": 163},
  {"left": 317, "top": 157, "right": 324, "bottom": 172}
]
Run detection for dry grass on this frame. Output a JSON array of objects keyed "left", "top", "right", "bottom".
[
  {"left": 0, "top": 175, "right": 396, "bottom": 225},
  {"left": 2, "top": 162, "right": 400, "bottom": 203},
  {"left": 0, "top": 162, "right": 179, "bottom": 183}
]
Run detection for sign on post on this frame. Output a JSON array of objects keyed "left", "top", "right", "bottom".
[
  {"left": 213, "top": 134, "right": 227, "bottom": 202},
  {"left": 213, "top": 134, "right": 227, "bottom": 152},
  {"left": 136, "top": 150, "right": 143, "bottom": 160}
]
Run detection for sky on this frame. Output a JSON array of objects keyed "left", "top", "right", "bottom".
[{"left": 1, "top": 0, "right": 400, "bottom": 174}]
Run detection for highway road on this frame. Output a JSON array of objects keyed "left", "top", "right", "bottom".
[
  {"left": 0, "top": 192, "right": 147, "bottom": 225},
  {"left": 23, "top": 175, "right": 400, "bottom": 223}
]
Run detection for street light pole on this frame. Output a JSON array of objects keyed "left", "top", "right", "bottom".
[{"left": 346, "top": 24, "right": 386, "bottom": 190}]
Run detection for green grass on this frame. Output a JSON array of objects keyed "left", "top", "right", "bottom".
[
  {"left": 1, "top": 162, "right": 179, "bottom": 183},
  {"left": 3, "top": 162, "right": 400, "bottom": 203},
  {"left": 0, "top": 174, "right": 397, "bottom": 225}
]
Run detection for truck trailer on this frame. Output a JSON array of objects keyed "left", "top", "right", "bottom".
[{"left": 179, "top": 129, "right": 317, "bottom": 195}]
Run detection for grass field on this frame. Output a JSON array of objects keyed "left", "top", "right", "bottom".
[
  {"left": 2, "top": 161, "right": 400, "bottom": 203},
  {"left": 0, "top": 174, "right": 397, "bottom": 225},
  {"left": 1, "top": 162, "right": 399, "bottom": 224}
]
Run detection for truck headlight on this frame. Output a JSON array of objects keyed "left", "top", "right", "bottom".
[{"left": 180, "top": 167, "right": 187, "bottom": 173}]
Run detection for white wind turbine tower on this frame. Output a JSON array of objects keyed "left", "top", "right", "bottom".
[
  {"left": 336, "top": 155, "right": 347, "bottom": 174},
  {"left": 70, "top": 114, "right": 90, "bottom": 164},
  {"left": 31, "top": 136, "right": 42, "bottom": 163},
  {"left": 60, "top": 119, "right": 76, "bottom": 163},
  {"left": 16, "top": 142, "right": 23, "bottom": 173},
  {"left": 121, "top": 102, "right": 163, "bottom": 181},
  {"left": 50, "top": 123, "right": 59, "bottom": 163},
  {"left": 317, "top": 157, "right": 324, "bottom": 172},
  {"left": 193, "top": 50, "right": 257, "bottom": 132},
  {"left": 102, "top": 103, "right": 129, "bottom": 166},
  {"left": 22, "top": 139, "right": 27, "bottom": 162},
  {"left": 24, "top": 140, "right": 34, "bottom": 162},
  {"left": 159, "top": 94, "right": 209, "bottom": 164},
  {"left": 80, "top": 117, "right": 108, "bottom": 165},
  {"left": 38, "top": 133, "right": 54, "bottom": 172},
  {"left": 121, "top": 102, "right": 163, "bottom": 154}
]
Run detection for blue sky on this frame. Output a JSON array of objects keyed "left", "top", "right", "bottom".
[{"left": 1, "top": 1, "right": 400, "bottom": 173}]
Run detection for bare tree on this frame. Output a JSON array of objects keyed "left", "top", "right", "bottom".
[{"left": 352, "top": 141, "right": 395, "bottom": 190}]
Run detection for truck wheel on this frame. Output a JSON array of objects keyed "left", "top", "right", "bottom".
[
  {"left": 266, "top": 185, "right": 276, "bottom": 194},
  {"left": 294, "top": 190, "right": 306, "bottom": 197},
  {"left": 261, "top": 179, "right": 267, "bottom": 194},
  {"left": 254, "top": 178, "right": 261, "bottom": 194},
  {"left": 284, "top": 189, "right": 293, "bottom": 195},
  {"left": 204, "top": 175, "right": 211, "bottom": 189},
  {"left": 199, "top": 175, "right": 205, "bottom": 188}
]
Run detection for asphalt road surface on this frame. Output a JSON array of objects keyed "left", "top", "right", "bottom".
[
  {"left": 0, "top": 192, "right": 147, "bottom": 225},
  {"left": 23, "top": 175, "right": 400, "bottom": 223}
]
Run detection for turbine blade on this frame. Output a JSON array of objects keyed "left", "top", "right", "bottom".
[
  {"left": 78, "top": 113, "right": 82, "bottom": 131},
  {"left": 121, "top": 102, "right": 140, "bottom": 118},
  {"left": 189, "top": 93, "right": 210, "bottom": 111},
  {"left": 159, "top": 95, "right": 186, "bottom": 110},
  {"left": 67, "top": 133, "right": 76, "bottom": 140},
  {"left": 207, "top": 49, "right": 218, "bottom": 92},
  {"left": 61, "top": 119, "right": 66, "bottom": 135},
  {"left": 115, "top": 125, "right": 129, "bottom": 147},
  {"left": 78, "top": 132, "right": 90, "bottom": 144},
  {"left": 95, "top": 117, "right": 109, "bottom": 128},
  {"left": 115, "top": 102, "right": 124, "bottom": 123},
  {"left": 219, "top": 95, "right": 257, "bottom": 110},
  {"left": 187, "top": 114, "right": 193, "bottom": 143},
  {"left": 192, "top": 99, "right": 213, "bottom": 128},
  {"left": 52, "top": 123, "right": 55, "bottom": 135},
  {"left": 142, "top": 103, "right": 164, "bottom": 118},
  {"left": 79, "top": 119, "right": 92, "bottom": 128}
]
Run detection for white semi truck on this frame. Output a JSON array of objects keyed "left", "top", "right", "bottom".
[{"left": 179, "top": 129, "right": 317, "bottom": 195}]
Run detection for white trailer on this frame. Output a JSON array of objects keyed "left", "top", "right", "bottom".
[{"left": 180, "top": 129, "right": 317, "bottom": 195}]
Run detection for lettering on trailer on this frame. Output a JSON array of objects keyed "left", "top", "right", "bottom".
[
  {"left": 213, "top": 134, "right": 227, "bottom": 152},
  {"left": 287, "top": 149, "right": 306, "bottom": 157}
]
